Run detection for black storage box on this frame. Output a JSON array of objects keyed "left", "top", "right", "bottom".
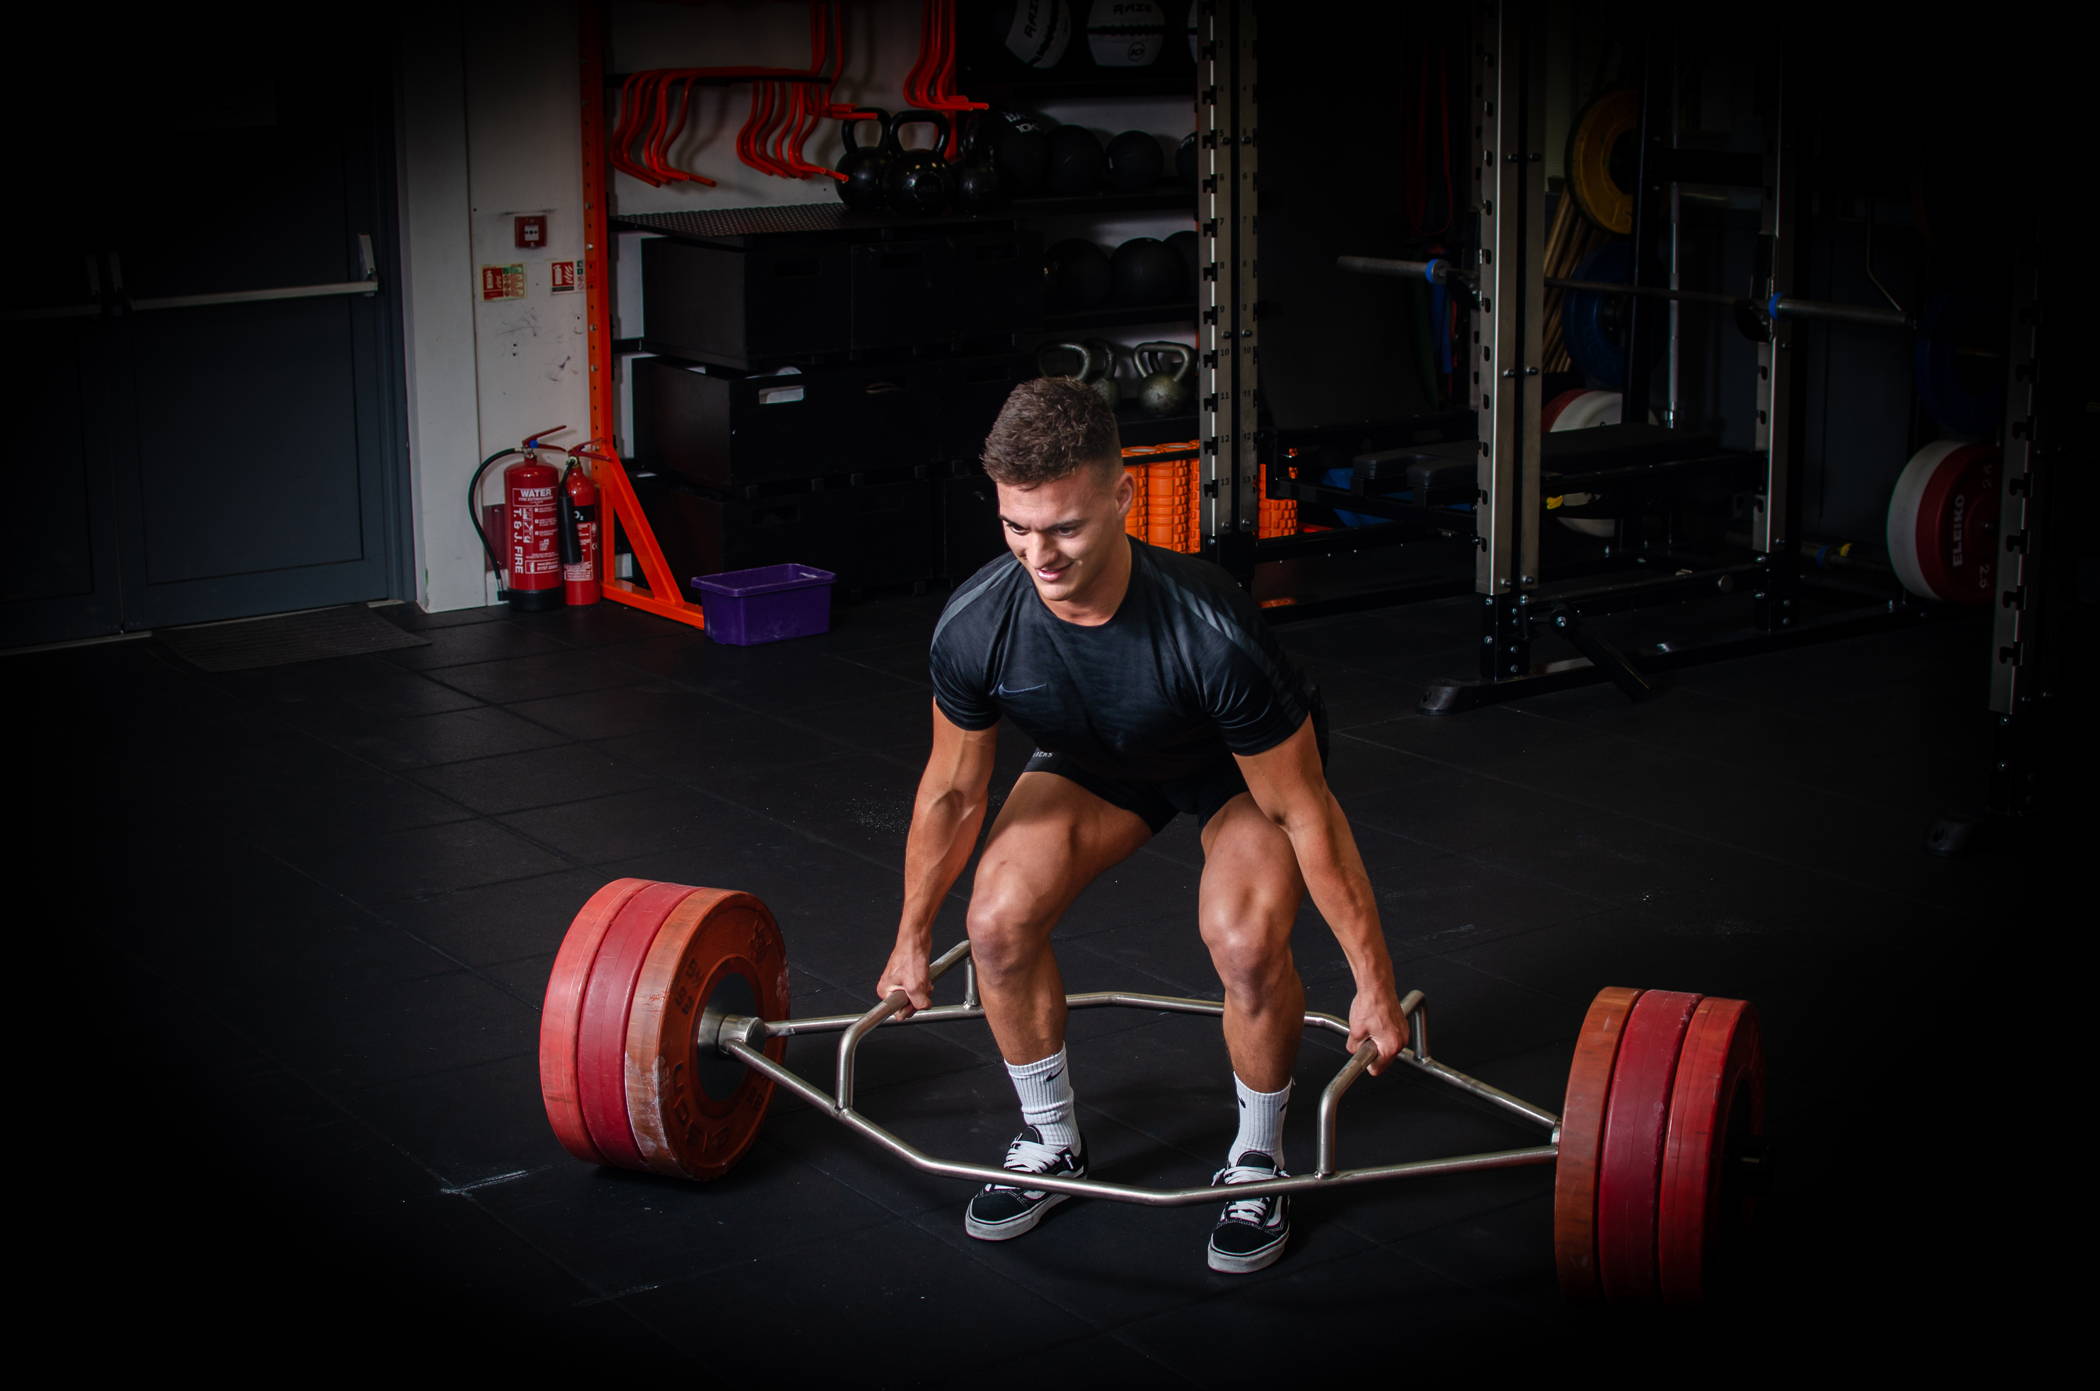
[
  {"left": 641, "top": 236, "right": 851, "bottom": 368},
  {"left": 635, "top": 352, "right": 1023, "bottom": 490},
  {"left": 631, "top": 207, "right": 1042, "bottom": 371}
]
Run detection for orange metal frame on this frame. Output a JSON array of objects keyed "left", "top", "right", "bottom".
[{"left": 580, "top": 0, "right": 708, "bottom": 631}]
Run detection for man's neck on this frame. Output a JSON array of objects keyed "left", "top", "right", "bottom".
[{"left": 1040, "top": 534, "right": 1134, "bottom": 628}]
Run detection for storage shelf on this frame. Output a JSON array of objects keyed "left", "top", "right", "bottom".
[
  {"left": 1042, "top": 300, "right": 1198, "bottom": 330},
  {"left": 1011, "top": 183, "right": 1196, "bottom": 215},
  {"left": 1119, "top": 414, "right": 1201, "bottom": 449},
  {"left": 959, "top": 73, "right": 1197, "bottom": 101}
]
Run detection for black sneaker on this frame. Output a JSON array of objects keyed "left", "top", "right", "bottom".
[
  {"left": 965, "top": 1126, "right": 1087, "bottom": 1242},
  {"left": 1207, "top": 1150, "right": 1290, "bottom": 1274}
]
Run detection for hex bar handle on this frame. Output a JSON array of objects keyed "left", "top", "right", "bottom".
[
  {"left": 1313, "top": 987, "right": 1423, "bottom": 1176},
  {"left": 836, "top": 938, "right": 973, "bottom": 1110}
]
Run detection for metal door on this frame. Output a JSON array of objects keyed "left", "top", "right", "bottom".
[{"left": 0, "top": 27, "right": 405, "bottom": 646}]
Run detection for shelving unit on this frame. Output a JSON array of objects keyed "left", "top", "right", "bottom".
[{"left": 574, "top": 2, "right": 1280, "bottom": 596}]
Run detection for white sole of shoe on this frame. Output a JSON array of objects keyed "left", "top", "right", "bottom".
[
  {"left": 965, "top": 1190, "right": 1071, "bottom": 1242},
  {"left": 1207, "top": 1231, "right": 1288, "bottom": 1274}
]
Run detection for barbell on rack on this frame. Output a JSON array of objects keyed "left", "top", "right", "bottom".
[
  {"left": 1338, "top": 253, "right": 1916, "bottom": 331},
  {"left": 540, "top": 878, "right": 1769, "bottom": 1304}
]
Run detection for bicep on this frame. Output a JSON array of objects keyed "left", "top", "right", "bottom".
[
  {"left": 1231, "top": 715, "right": 1330, "bottom": 829},
  {"left": 922, "top": 700, "right": 999, "bottom": 800}
]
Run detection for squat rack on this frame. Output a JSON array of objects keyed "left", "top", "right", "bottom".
[{"left": 1414, "top": 1, "right": 1937, "bottom": 711}]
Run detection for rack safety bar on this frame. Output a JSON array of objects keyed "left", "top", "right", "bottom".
[{"left": 1339, "top": 253, "right": 1912, "bottom": 330}]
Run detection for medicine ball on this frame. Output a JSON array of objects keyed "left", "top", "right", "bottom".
[
  {"left": 1086, "top": 0, "right": 1165, "bottom": 67},
  {"left": 1165, "top": 229, "right": 1200, "bottom": 297},
  {"left": 999, "top": 0, "right": 1073, "bottom": 68},
  {"left": 1104, "top": 130, "right": 1164, "bottom": 191},
  {"left": 1046, "top": 238, "right": 1112, "bottom": 310},
  {"left": 1110, "top": 237, "right": 1178, "bottom": 305},
  {"left": 1045, "top": 125, "right": 1106, "bottom": 195},
  {"left": 983, "top": 110, "right": 1054, "bottom": 196}
]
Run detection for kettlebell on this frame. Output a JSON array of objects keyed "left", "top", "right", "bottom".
[
  {"left": 1036, "top": 340, "right": 1118, "bottom": 412},
  {"left": 1132, "top": 341, "right": 1193, "bottom": 416},
  {"left": 1081, "top": 338, "right": 1122, "bottom": 411},
  {"left": 835, "top": 109, "right": 892, "bottom": 210},
  {"left": 955, "top": 114, "right": 1006, "bottom": 213},
  {"left": 884, "top": 110, "right": 954, "bottom": 216}
]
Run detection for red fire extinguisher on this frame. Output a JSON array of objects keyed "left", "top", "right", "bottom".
[
  {"left": 503, "top": 448, "right": 563, "bottom": 612},
  {"left": 559, "top": 460, "right": 600, "bottom": 607}
]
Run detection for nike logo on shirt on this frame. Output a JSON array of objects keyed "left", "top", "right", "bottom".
[{"left": 994, "top": 681, "right": 1048, "bottom": 696}]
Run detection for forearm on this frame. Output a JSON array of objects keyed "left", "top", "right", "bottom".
[
  {"left": 1283, "top": 795, "right": 1396, "bottom": 995},
  {"left": 895, "top": 781, "right": 989, "bottom": 948}
]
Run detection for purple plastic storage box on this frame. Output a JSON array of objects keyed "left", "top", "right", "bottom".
[{"left": 691, "top": 563, "right": 836, "bottom": 645}]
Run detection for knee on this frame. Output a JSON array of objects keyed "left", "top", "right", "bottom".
[
  {"left": 1199, "top": 907, "right": 1297, "bottom": 1004},
  {"left": 966, "top": 882, "right": 1053, "bottom": 982}
]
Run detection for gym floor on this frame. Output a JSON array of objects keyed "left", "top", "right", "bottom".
[{"left": 52, "top": 586, "right": 2032, "bottom": 1377}]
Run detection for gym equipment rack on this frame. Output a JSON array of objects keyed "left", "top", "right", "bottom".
[{"left": 1410, "top": 2, "right": 1954, "bottom": 711}]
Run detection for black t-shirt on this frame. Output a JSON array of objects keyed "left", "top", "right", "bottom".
[{"left": 929, "top": 536, "right": 1316, "bottom": 781}]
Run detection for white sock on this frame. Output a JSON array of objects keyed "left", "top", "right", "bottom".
[
  {"left": 1007, "top": 1048, "right": 1079, "bottom": 1152},
  {"left": 1231, "top": 1074, "right": 1290, "bottom": 1169}
]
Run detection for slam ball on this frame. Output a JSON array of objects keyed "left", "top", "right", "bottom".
[
  {"left": 1104, "top": 130, "right": 1165, "bottom": 191},
  {"left": 1110, "top": 237, "right": 1179, "bottom": 305},
  {"left": 1046, "top": 125, "right": 1107, "bottom": 195}
]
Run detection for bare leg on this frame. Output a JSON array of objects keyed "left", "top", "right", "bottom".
[
  {"left": 1198, "top": 792, "right": 1309, "bottom": 1093},
  {"left": 967, "top": 771, "right": 1152, "bottom": 1065}
]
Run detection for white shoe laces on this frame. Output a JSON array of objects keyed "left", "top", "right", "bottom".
[
  {"left": 986, "top": 1134, "right": 1068, "bottom": 1195},
  {"left": 1214, "top": 1162, "right": 1283, "bottom": 1225}
]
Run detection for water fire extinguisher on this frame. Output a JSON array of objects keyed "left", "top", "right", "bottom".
[
  {"left": 469, "top": 433, "right": 567, "bottom": 613},
  {"left": 559, "top": 460, "right": 599, "bottom": 607},
  {"left": 503, "top": 448, "right": 563, "bottom": 611}
]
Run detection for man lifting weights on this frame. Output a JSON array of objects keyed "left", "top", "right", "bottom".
[{"left": 877, "top": 378, "right": 1409, "bottom": 1273}]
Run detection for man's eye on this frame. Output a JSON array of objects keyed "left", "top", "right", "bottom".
[{"left": 1055, "top": 525, "right": 1078, "bottom": 537}]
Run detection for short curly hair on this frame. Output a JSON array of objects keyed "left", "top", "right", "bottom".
[{"left": 980, "top": 377, "right": 1122, "bottom": 487}]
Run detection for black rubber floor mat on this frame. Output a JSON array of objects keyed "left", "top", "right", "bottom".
[{"left": 157, "top": 605, "right": 431, "bottom": 671}]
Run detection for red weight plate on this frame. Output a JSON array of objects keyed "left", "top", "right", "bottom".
[
  {"left": 1888, "top": 442, "right": 1999, "bottom": 603},
  {"left": 540, "top": 878, "right": 652, "bottom": 1164},
  {"left": 1659, "top": 997, "right": 1767, "bottom": 1303},
  {"left": 1542, "top": 388, "right": 1591, "bottom": 431},
  {"left": 1596, "top": 989, "right": 1704, "bottom": 1301},
  {"left": 1910, "top": 444, "right": 1998, "bottom": 604},
  {"left": 1555, "top": 986, "right": 1643, "bottom": 1299},
  {"left": 625, "top": 887, "right": 791, "bottom": 1181},
  {"left": 577, "top": 881, "right": 702, "bottom": 1171}
]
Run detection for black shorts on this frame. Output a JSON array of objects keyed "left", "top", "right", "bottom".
[{"left": 1022, "top": 700, "right": 1331, "bottom": 835}]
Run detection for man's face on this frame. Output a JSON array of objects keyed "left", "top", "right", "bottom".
[{"left": 994, "top": 463, "right": 1133, "bottom": 609}]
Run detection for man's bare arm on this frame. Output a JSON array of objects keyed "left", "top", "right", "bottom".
[
  {"left": 879, "top": 701, "right": 1000, "bottom": 1015},
  {"left": 1234, "top": 718, "right": 1411, "bottom": 1071}
]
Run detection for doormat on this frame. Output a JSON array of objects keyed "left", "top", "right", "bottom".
[{"left": 157, "top": 605, "right": 431, "bottom": 671}]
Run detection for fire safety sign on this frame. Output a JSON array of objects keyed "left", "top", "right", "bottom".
[
  {"left": 550, "top": 261, "right": 580, "bottom": 293},
  {"left": 481, "top": 264, "right": 526, "bottom": 301}
]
